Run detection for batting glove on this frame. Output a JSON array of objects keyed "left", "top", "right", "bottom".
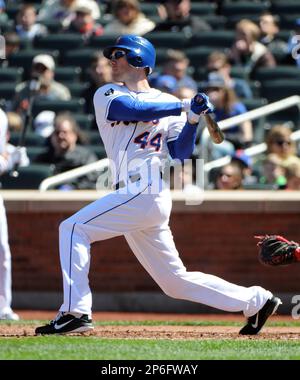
[{"left": 188, "top": 93, "right": 214, "bottom": 124}]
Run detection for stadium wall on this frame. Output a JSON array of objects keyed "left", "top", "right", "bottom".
[{"left": 3, "top": 190, "right": 300, "bottom": 314}]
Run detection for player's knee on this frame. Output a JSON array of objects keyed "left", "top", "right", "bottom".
[
  {"left": 159, "top": 275, "right": 186, "bottom": 299},
  {"left": 59, "top": 218, "right": 74, "bottom": 235}
]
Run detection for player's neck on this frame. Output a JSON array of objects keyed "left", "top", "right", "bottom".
[{"left": 124, "top": 76, "right": 151, "bottom": 93}]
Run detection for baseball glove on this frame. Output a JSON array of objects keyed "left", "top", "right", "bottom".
[{"left": 256, "top": 235, "right": 300, "bottom": 266}]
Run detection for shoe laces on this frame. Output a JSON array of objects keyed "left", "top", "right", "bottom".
[{"left": 50, "top": 311, "right": 65, "bottom": 325}]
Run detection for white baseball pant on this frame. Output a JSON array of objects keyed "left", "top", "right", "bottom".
[
  {"left": 0, "top": 195, "right": 12, "bottom": 314},
  {"left": 58, "top": 182, "right": 272, "bottom": 317}
]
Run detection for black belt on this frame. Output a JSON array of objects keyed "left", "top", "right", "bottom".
[
  {"left": 112, "top": 172, "right": 163, "bottom": 191},
  {"left": 113, "top": 174, "right": 141, "bottom": 190}
]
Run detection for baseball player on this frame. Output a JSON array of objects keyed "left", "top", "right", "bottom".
[
  {"left": 0, "top": 108, "right": 23, "bottom": 321},
  {"left": 36, "top": 35, "right": 281, "bottom": 336}
]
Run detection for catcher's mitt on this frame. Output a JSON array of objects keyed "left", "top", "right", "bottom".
[{"left": 256, "top": 235, "right": 300, "bottom": 266}]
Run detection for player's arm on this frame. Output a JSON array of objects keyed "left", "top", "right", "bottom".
[
  {"left": 107, "top": 95, "right": 183, "bottom": 121},
  {"left": 167, "top": 121, "right": 198, "bottom": 161},
  {"left": 167, "top": 94, "right": 214, "bottom": 161}
]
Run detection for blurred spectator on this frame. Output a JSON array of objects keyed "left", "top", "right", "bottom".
[
  {"left": 15, "top": 4, "right": 48, "bottom": 40},
  {"left": 285, "top": 161, "right": 300, "bottom": 190},
  {"left": 228, "top": 19, "right": 276, "bottom": 78},
  {"left": 7, "top": 112, "right": 23, "bottom": 133},
  {"left": 174, "top": 85, "right": 196, "bottom": 100},
  {"left": 0, "top": 0, "right": 8, "bottom": 24},
  {"left": 1, "top": 32, "right": 20, "bottom": 67},
  {"left": 154, "top": 0, "right": 211, "bottom": 34},
  {"left": 104, "top": 0, "right": 155, "bottom": 36},
  {"left": 34, "top": 113, "right": 98, "bottom": 189},
  {"left": 259, "top": 12, "right": 288, "bottom": 56},
  {"left": 203, "top": 73, "right": 253, "bottom": 157},
  {"left": 158, "top": 49, "right": 198, "bottom": 92},
  {"left": 288, "top": 18, "right": 300, "bottom": 67},
  {"left": 38, "top": 0, "right": 100, "bottom": 29},
  {"left": 206, "top": 51, "right": 253, "bottom": 99},
  {"left": 254, "top": 153, "right": 286, "bottom": 189},
  {"left": 214, "top": 162, "right": 244, "bottom": 190},
  {"left": 230, "top": 149, "right": 258, "bottom": 187},
  {"left": 265, "top": 125, "right": 299, "bottom": 167},
  {"left": 83, "top": 52, "right": 113, "bottom": 114},
  {"left": 67, "top": 1, "right": 103, "bottom": 40},
  {"left": 151, "top": 74, "right": 178, "bottom": 94},
  {"left": 13, "top": 54, "right": 71, "bottom": 116},
  {"left": 33, "top": 110, "right": 55, "bottom": 138}
]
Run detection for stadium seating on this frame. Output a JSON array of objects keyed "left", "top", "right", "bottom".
[
  {"left": 0, "top": 82, "right": 17, "bottom": 100},
  {"left": 144, "top": 32, "right": 189, "bottom": 49},
  {"left": 221, "top": 1, "right": 270, "bottom": 16},
  {"left": 63, "top": 49, "right": 98, "bottom": 70},
  {"left": 9, "top": 132, "right": 46, "bottom": 147},
  {"left": 261, "top": 79, "right": 300, "bottom": 102},
  {"left": 54, "top": 66, "right": 82, "bottom": 83},
  {"left": 0, "top": 164, "right": 53, "bottom": 189},
  {"left": 65, "top": 82, "right": 89, "bottom": 98},
  {"left": 33, "top": 34, "right": 85, "bottom": 53},
  {"left": 254, "top": 66, "right": 300, "bottom": 82},
  {"left": 0, "top": 67, "right": 24, "bottom": 83},
  {"left": 189, "top": 31, "right": 236, "bottom": 49},
  {"left": 32, "top": 98, "right": 86, "bottom": 117}
]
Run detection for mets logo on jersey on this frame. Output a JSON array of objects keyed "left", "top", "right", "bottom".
[{"left": 105, "top": 88, "right": 114, "bottom": 96}]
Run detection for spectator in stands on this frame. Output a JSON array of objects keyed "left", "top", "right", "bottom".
[
  {"left": 288, "top": 18, "right": 300, "bottom": 67},
  {"left": 265, "top": 125, "right": 299, "bottom": 167},
  {"left": 285, "top": 161, "right": 300, "bottom": 190},
  {"left": 13, "top": 54, "right": 71, "bottom": 117},
  {"left": 154, "top": 0, "right": 211, "bottom": 34},
  {"left": 15, "top": 4, "right": 48, "bottom": 41},
  {"left": 174, "top": 86, "right": 196, "bottom": 100},
  {"left": 157, "top": 49, "right": 198, "bottom": 92},
  {"left": 38, "top": 0, "right": 100, "bottom": 29},
  {"left": 1, "top": 32, "right": 20, "bottom": 68},
  {"left": 67, "top": 1, "right": 103, "bottom": 40},
  {"left": 202, "top": 73, "right": 253, "bottom": 157},
  {"left": 33, "top": 110, "right": 55, "bottom": 138},
  {"left": 7, "top": 112, "right": 23, "bottom": 133},
  {"left": 254, "top": 153, "right": 286, "bottom": 189},
  {"left": 206, "top": 51, "right": 253, "bottom": 99},
  {"left": 214, "top": 162, "right": 244, "bottom": 190},
  {"left": 0, "top": 0, "right": 8, "bottom": 25},
  {"left": 104, "top": 0, "right": 155, "bottom": 36},
  {"left": 34, "top": 113, "right": 98, "bottom": 189},
  {"left": 83, "top": 52, "right": 113, "bottom": 114},
  {"left": 228, "top": 19, "right": 276, "bottom": 78},
  {"left": 151, "top": 74, "right": 178, "bottom": 94},
  {"left": 259, "top": 12, "right": 288, "bottom": 57}
]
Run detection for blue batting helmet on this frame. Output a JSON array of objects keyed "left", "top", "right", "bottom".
[{"left": 103, "top": 35, "right": 156, "bottom": 75}]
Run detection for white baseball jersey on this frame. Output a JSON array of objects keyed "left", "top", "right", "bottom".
[{"left": 93, "top": 83, "right": 186, "bottom": 184}]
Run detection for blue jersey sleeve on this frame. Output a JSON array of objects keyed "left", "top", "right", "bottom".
[
  {"left": 167, "top": 121, "right": 197, "bottom": 162},
  {"left": 107, "top": 95, "right": 182, "bottom": 121}
]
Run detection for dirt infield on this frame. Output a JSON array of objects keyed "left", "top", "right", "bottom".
[{"left": 1, "top": 311, "right": 300, "bottom": 340}]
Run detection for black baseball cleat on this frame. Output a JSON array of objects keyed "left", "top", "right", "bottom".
[
  {"left": 35, "top": 312, "right": 94, "bottom": 335},
  {"left": 239, "top": 296, "right": 282, "bottom": 335}
]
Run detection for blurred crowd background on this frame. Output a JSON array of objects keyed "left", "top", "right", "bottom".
[{"left": 1, "top": 0, "right": 300, "bottom": 191}]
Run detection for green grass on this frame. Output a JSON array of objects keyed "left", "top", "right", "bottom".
[
  {"left": 0, "top": 319, "right": 300, "bottom": 360},
  {"left": 0, "top": 337, "right": 300, "bottom": 360}
]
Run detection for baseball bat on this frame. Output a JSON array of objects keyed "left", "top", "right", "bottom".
[{"left": 203, "top": 114, "right": 225, "bottom": 144}]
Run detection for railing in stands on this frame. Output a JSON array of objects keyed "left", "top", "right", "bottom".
[{"left": 39, "top": 95, "right": 300, "bottom": 191}]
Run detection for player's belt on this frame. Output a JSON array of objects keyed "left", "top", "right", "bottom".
[
  {"left": 112, "top": 172, "right": 163, "bottom": 191},
  {"left": 112, "top": 174, "right": 141, "bottom": 190}
]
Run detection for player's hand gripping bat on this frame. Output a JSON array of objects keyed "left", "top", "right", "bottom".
[{"left": 193, "top": 94, "right": 224, "bottom": 144}]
